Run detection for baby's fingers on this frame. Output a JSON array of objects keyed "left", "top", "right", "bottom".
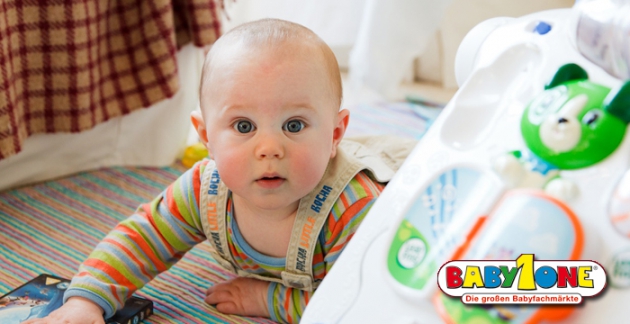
[
  {"left": 215, "top": 301, "right": 241, "bottom": 315},
  {"left": 206, "top": 290, "right": 247, "bottom": 316},
  {"left": 205, "top": 279, "right": 234, "bottom": 295},
  {"left": 206, "top": 283, "right": 229, "bottom": 296},
  {"left": 205, "top": 288, "right": 233, "bottom": 305}
]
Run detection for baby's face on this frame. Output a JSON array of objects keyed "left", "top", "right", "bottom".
[{"left": 199, "top": 43, "right": 345, "bottom": 212}]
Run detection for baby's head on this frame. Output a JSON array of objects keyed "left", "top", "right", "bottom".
[{"left": 192, "top": 19, "right": 349, "bottom": 212}]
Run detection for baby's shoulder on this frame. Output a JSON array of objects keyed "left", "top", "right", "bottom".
[
  {"left": 327, "top": 171, "right": 385, "bottom": 219},
  {"left": 317, "top": 171, "right": 384, "bottom": 244},
  {"left": 340, "top": 170, "right": 386, "bottom": 200},
  {"left": 187, "top": 158, "right": 214, "bottom": 178}
]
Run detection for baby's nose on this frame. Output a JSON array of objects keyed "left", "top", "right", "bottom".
[{"left": 255, "top": 133, "right": 285, "bottom": 159}]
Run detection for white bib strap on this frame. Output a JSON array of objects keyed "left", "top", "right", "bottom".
[
  {"left": 282, "top": 147, "right": 366, "bottom": 291},
  {"left": 200, "top": 161, "right": 237, "bottom": 272},
  {"left": 279, "top": 136, "right": 416, "bottom": 291}
]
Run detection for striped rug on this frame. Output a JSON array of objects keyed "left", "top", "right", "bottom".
[
  {"left": 0, "top": 164, "right": 275, "bottom": 324},
  {"left": 0, "top": 101, "right": 440, "bottom": 323}
]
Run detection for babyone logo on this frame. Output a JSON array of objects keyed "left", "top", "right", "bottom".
[{"left": 437, "top": 254, "right": 606, "bottom": 305}]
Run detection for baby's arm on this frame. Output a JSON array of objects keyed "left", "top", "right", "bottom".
[
  {"left": 203, "top": 276, "right": 310, "bottom": 323},
  {"left": 266, "top": 282, "right": 312, "bottom": 323},
  {"left": 204, "top": 277, "right": 271, "bottom": 318},
  {"left": 62, "top": 161, "right": 210, "bottom": 319}
]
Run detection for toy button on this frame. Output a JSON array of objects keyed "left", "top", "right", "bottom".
[
  {"left": 397, "top": 238, "right": 427, "bottom": 269},
  {"left": 533, "top": 21, "right": 552, "bottom": 35},
  {"left": 609, "top": 249, "right": 630, "bottom": 288}
]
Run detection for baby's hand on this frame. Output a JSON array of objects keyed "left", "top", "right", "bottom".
[
  {"left": 205, "top": 277, "right": 270, "bottom": 318},
  {"left": 21, "top": 296, "right": 105, "bottom": 324}
]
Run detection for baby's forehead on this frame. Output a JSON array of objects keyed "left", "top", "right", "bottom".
[
  {"left": 211, "top": 38, "right": 337, "bottom": 83},
  {"left": 202, "top": 19, "right": 342, "bottom": 108}
]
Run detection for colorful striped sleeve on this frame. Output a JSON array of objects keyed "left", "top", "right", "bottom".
[
  {"left": 267, "top": 282, "right": 312, "bottom": 324},
  {"left": 267, "top": 171, "right": 385, "bottom": 324},
  {"left": 63, "top": 160, "right": 209, "bottom": 319}
]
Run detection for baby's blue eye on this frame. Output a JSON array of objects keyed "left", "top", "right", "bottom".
[
  {"left": 234, "top": 120, "right": 255, "bottom": 133},
  {"left": 283, "top": 120, "right": 304, "bottom": 133}
]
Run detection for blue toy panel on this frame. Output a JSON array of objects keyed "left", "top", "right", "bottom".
[{"left": 387, "top": 167, "right": 499, "bottom": 290}]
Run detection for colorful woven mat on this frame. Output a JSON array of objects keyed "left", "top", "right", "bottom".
[{"left": 0, "top": 164, "right": 275, "bottom": 324}]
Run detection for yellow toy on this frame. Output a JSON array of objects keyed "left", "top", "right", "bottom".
[{"left": 181, "top": 142, "right": 208, "bottom": 168}]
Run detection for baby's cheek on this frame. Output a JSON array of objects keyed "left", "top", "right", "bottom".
[
  {"left": 215, "top": 149, "right": 250, "bottom": 186},
  {"left": 291, "top": 147, "right": 330, "bottom": 186}
]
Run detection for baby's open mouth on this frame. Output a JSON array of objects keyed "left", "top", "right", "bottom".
[{"left": 256, "top": 175, "right": 285, "bottom": 189}]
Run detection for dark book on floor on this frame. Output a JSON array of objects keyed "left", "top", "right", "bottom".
[{"left": 0, "top": 274, "right": 153, "bottom": 324}]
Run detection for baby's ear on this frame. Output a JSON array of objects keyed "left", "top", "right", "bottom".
[
  {"left": 191, "top": 110, "right": 209, "bottom": 145},
  {"left": 330, "top": 109, "right": 350, "bottom": 158},
  {"left": 191, "top": 110, "right": 214, "bottom": 159}
]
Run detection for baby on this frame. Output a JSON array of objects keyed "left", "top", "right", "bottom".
[{"left": 24, "top": 18, "right": 412, "bottom": 324}]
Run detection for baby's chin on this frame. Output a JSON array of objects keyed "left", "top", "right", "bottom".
[
  {"left": 245, "top": 186, "right": 315, "bottom": 209},
  {"left": 247, "top": 196, "right": 302, "bottom": 213}
]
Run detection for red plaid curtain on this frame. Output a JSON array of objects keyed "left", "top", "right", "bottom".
[{"left": 0, "top": 0, "right": 222, "bottom": 160}]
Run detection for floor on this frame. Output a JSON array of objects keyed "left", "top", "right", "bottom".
[{"left": 341, "top": 72, "right": 457, "bottom": 108}]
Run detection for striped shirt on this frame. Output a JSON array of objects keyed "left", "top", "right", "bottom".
[{"left": 64, "top": 159, "right": 385, "bottom": 323}]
